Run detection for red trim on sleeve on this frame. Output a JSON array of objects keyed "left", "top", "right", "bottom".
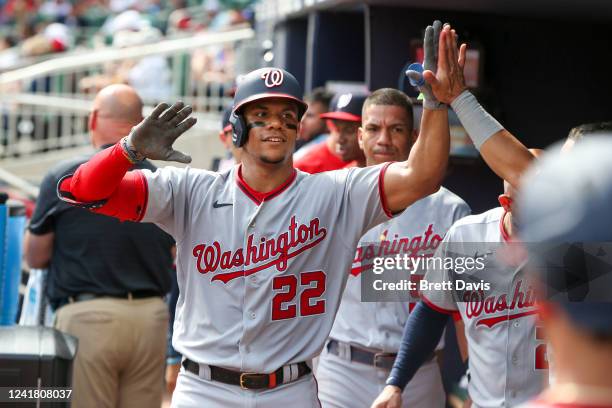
[
  {"left": 68, "top": 142, "right": 134, "bottom": 202},
  {"left": 135, "top": 171, "right": 149, "bottom": 222},
  {"left": 421, "top": 294, "right": 457, "bottom": 316},
  {"left": 90, "top": 170, "right": 147, "bottom": 222},
  {"left": 378, "top": 162, "right": 394, "bottom": 218},
  {"left": 452, "top": 311, "right": 462, "bottom": 321}
]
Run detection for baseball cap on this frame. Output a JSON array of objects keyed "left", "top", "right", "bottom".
[
  {"left": 320, "top": 93, "right": 368, "bottom": 122},
  {"left": 517, "top": 136, "right": 612, "bottom": 334}
]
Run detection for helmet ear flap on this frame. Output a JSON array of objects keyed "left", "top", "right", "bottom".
[{"left": 230, "top": 111, "right": 248, "bottom": 147}]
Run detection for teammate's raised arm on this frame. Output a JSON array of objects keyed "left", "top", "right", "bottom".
[
  {"left": 425, "top": 24, "right": 534, "bottom": 188},
  {"left": 381, "top": 22, "right": 451, "bottom": 214}
]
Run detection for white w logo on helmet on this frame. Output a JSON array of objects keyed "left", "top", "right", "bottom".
[{"left": 261, "top": 69, "right": 284, "bottom": 88}]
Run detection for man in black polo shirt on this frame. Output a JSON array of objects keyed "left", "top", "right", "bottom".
[{"left": 24, "top": 84, "right": 175, "bottom": 408}]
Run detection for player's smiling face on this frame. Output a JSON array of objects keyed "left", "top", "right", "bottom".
[
  {"left": 359, "top": 104, "right": 415, "bottom": 166},
  {"left": 242, "top": 98, "right": 300, "bottom": 165}
]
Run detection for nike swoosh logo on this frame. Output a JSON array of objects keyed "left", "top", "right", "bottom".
[{"left": 213, "top": 200, "right": 233, "bottom": 208}]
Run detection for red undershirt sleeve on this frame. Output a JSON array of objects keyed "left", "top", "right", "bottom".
[{"left": 57, "top": 142, "right": 148, "bottom": 222}]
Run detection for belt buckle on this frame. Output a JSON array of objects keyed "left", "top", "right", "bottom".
[
  {"left": 239, "top": 372, "right": 267, "bottom": 390},
  {"left": 373, "top": 352, "right": 395, "bottom": 369}
]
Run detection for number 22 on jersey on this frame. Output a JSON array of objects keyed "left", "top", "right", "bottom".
[{"left": 271, "top": 271, "right": 326, "bottom": 320}]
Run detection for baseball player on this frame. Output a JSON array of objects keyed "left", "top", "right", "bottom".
[
  {"left": 517, "top": 138, "right": 612, "bottom": 407},
  {"left": 216, "top": 106, "right": 242, "bottom": 172},
  {"left": 316, "top": 86, "right": 470, "bottom": 408},
  {"left": 54, "top": 22, "right": 457, "bottom": 408},
  {"left": 294, "top": 92, "right": 368, "bottom": 173},
  {"left": 372, "top": 22, "right": 544, "bottom": 408}
]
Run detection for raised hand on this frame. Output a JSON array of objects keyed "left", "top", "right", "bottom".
[
  {"left": 423, "top": 24, "right": 468, "bottom": 105},
  {"left": 126, "top": 101, "right": 196, "bottom": 164},
  {"left": 406, "top": 20, "right": 444, "bottom": 110}
]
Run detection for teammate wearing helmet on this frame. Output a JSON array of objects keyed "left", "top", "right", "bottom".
[
  {"left": 517, "top": 138, "right": 612, "bottom": 408},
  {"left": 55, "top": 23, "right": 454, "bottom": 407}
]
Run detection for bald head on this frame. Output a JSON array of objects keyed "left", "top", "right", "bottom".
[{"left": 89, "top": 84, "right": 143, "bottom": 147}]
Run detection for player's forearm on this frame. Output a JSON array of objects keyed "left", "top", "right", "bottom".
[
  {"left": 451, "top": 91, "right": 534, "bottom": 187},
  {"left": 57, "top": 140, "right": 148, "bottom": 222},
  {"left": 405, "top": 108, "right": 450, "bottom": 194},
  {"left": 386, "top": 301, "right": 449, "bottom": 390},
  {"left": 479, "top": 131, "right": 534, "bottom": 188},
  {"left": 62, "top": 141, "right": 134, "bottom": 202},
  {"left": 384, "top": 108, "right": 449, "bottom": 213}
]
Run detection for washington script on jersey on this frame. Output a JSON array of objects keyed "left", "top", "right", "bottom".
[
  {"left": 462, "top": 279, "right": 538, "bottom": 328},
  {"left": 191, "top": 216, "right": 327, "bottom": 283}
]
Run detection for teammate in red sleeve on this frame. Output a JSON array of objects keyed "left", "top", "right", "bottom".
[{"left": 294, "top": 92, "right": 367, "bottom": 173}]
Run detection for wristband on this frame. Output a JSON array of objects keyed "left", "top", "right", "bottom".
[
  {"left": 450, "top": 90, "right": 504, "bottom": 150},
  {"left": 121, "top": 136, "right": 145, "bottom": 163},
  {"left": 385, "top": 375, "right": 404, "bottom": 389}
]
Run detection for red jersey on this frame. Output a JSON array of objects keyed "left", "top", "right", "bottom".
[{"left": 293, "top": 142, "right": 350, "bottom": 174}]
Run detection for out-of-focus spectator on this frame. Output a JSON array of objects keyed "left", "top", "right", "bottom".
[
  {"left": 0, "top": 35, "right": 19, "bottom": 69},
  {"left": 72, "top": 0, "right": 110, "bottom": 28},
  {"left": 100, "top": 9, "right": 150, "bottom": 36},
  {"left": 80, "top": 21, "right": 172, "bottom": 103},
  {"left": 23, "top": 84, "right": 175, "bottom": 408},
  {"left": 21, "top": 22, "right": 73, "bottom": 57},
  {"left": 295, "top": 87, "right": 333, "bottom": 151},
  {"left": 38, "top": 0, "right": 73, "bottom": 24},
  {"left": 1, "top": 0, "right": 37, "bottom": 25}
]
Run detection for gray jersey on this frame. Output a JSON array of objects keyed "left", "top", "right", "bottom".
[
  {"left": 329, "top": 187, "right": 470, "bottom": 352},
  {"left": 141, "top": 163, "right": 391, "bottom": 373},
  {"left": 421, "top": 207, "right": 548, "bottom": 407}
]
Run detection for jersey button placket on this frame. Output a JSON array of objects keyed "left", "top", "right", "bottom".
[{"left": 242, "top": 205, "right": 263, "bottom": 371}]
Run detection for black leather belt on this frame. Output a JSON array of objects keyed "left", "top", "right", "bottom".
[
  {"left": 327, "top": 339, "right": 398, "bottom": 369},
  {"left": 53, "top": 290, "right": 163, "bottom": 309},
  {"left": 182, "top": 358, "right": 311, "bottom": 390}
]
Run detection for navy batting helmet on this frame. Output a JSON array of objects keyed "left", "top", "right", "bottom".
[{"left": 230, "top": 67, "right": 308, "bottom": 147}]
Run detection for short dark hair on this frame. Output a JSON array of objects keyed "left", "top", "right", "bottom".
[
  {"left": 363, "top": 88, "right": 414, "bottom": 128},
  {"left": 567, "top": 121, "right": 612, "bottom": 142},
  {"left": 304, "top": 87, "right": 333, "bottom": 110}
]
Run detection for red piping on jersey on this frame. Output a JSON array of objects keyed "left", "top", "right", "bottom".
[
  {"left": 421, "top": 294, "right": 457, "bottom": 315},
  {"left": 475, "top": 309, "right": 538, "bottom": 328},
  {"left": 236, "top": 164, "right": 297, "bottom": 205},
  {"left": 136, "top": 170, "right": 149, "bottom": 222},
  {"left": 378, "top": 162, "right": 394, "bottom": 218},
  {"left": 500, "top": 210, "right": 511, "bottom": 242}
]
